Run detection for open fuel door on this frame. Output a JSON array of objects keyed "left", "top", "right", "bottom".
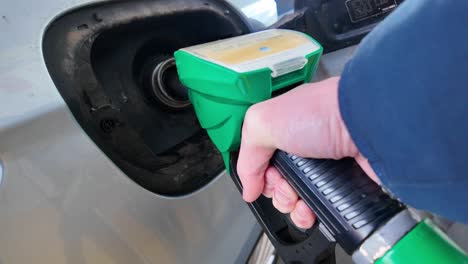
[{"left": 43, "top": 0, "right": 252, "bottom": 197}]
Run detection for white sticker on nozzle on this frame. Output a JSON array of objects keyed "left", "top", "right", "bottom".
[{"left": 270, "top": 57, "right": 308, "bottom": 77}]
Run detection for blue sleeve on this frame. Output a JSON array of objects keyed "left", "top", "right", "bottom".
[{"left": 338, "top": 0, "right": 468, "bottom": 223}]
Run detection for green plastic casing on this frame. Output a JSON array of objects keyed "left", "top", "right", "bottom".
[
  {"left": 376, "top": 219, "right": 468, "bottom": 264},
  {"left": 174, "top": 33, "right": 322, "bottom": 171}
]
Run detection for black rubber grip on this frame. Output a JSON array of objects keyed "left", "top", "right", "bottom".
[{"left": 272, "top": 150, "right": 403, "bottom": 254}]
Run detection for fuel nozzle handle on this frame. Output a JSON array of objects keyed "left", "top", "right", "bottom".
[{"left": 271, "top": 150, "right": 403, "bottom": 254}]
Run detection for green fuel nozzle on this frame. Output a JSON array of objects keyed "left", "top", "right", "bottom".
[
  {"left": 174, "top": 29, "right": 322, "bottom": 171},
  {"left": 175, "top": 29, "right": 467, "bottom": 263}
]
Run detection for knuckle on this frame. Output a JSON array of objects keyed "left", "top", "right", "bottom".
[
  {"left": 297, "top": 201, "right": 313, "bottom": 217},
  {"left": 277, "top": 179, "right": 290, "bottom": 192},
  {"left": 242, "top": 103, "right": 268, "bottom": 138},
  {"left": 263, "top": 184, "right": 274, "bottom": 198},
  {"left": 273, "top": 199, "right": 290, "bottom": 213},
  {"left": 273, "top": 191, "right": 295, "bottom": 211},
  {"left": 277, "top": 180, "right": 297, "bottom": 200},
  {"left": 296, "top": 206, "right": 311, "bottom": 219},
  {"left": 236, "top": 162, "right": 248, "bottom": 179},
  {"left": 292, "top": 210, "right": 313, "bottom": 228},
  {"left": 236, "top": 160, "right": 263, "bottom": 185}
]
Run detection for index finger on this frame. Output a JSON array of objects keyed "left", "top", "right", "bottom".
[{"left": 237, "top": 103, "right": 277, "bottom": 202}]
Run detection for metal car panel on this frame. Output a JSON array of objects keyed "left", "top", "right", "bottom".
[{"left": 0, "top": 0, "right": 259, "bottom": 263}]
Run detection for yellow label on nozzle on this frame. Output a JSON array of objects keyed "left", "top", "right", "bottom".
[
  {"left": 180, "top": 29, "right": 320, "bottom": 77},
  {"left": 193, "top": 30, "right": 310, "bottom": 64}
]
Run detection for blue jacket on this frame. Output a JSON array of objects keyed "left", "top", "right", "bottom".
[{"left": 339, "top": 0, "right": 468, "bottom": 223}]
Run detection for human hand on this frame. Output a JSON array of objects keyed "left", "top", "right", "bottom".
[{"left": 237, "top": 77, "right": 379, "bottom": 229}]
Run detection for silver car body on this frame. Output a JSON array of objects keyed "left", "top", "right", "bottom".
[{"left": 0, "top": 0, "right": 271, "bottom": 263}]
